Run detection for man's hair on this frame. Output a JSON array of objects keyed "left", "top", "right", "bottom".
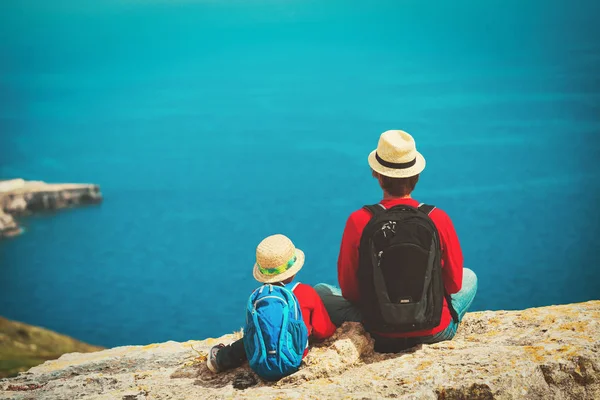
[{"left": 373, "top": 170, "right": 419, "bottom": 197}]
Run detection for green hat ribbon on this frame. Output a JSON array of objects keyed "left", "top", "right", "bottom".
[{"left": 258, "top": 255, "right": 297, "bottom": 276}]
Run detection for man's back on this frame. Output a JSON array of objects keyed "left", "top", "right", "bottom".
[{"left": 337, "top": 197, "right": 463, "bottom": 337}]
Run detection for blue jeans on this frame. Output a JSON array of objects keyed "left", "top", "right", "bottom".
[{"left": 314, "top": 268, "right": 478, "bottom": 352}]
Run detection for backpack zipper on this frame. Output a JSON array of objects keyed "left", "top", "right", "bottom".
[{"left": 253, "top": 295, "right": 298, "bottom": 319}]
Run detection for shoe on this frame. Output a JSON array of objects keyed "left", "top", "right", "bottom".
[{"left": 207, "top": 343, "right": 225, "bottom": 373}]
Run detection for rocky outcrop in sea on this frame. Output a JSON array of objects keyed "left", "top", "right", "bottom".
[
  {"left": 1, "top": 301, "right": 597, "bottom": 399},
  {"left": 0, "top": 179, "right": 102, "bottom": 238}
]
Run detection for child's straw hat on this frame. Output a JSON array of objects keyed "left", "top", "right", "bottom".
[{"left": 253, "top": 234, "right": 305, "bottom": 284}]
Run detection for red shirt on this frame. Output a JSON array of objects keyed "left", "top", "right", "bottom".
[
  {"left": 292, "top": 283, "right": 337, "bottom": 340},
  {"left": 337, "top": 198, "right": 463, "bottom": 337}
]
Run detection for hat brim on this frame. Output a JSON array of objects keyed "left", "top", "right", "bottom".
[
  {"left": 252, "top": 249, "right": 305, "bottom": 284},
  {"left": 368, "top": 150, "right": 426, "bottom": 178}
]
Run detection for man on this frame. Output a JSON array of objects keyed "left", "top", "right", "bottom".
[{"left": 315, "top": 130, "right": 477, "bottom": 353}]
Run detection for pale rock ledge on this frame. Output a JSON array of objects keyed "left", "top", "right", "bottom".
[{"left": 1, "top": 301, "right": 598, "bottom": 399}]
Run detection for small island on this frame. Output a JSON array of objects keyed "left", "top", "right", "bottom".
[{"left": 0, "top": 179, "right": 102, "bottom": 239}]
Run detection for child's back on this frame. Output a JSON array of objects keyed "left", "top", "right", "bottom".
[
  {"left": 207, "top": 234, "right": 336, "bottom": 380},
  {"left": 243, "top": 283, "right": 307, "bottom": 380}
]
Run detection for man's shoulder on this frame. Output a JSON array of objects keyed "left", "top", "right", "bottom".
[
  {"left": 426, "top": 204, "right": 451, "bottom": 219},
  {"left": 420, "top": 204, "right": 454, "bottom": 230},
  {"left": 350, "top": 204, "right": 372, "bottom": 214},
  {"left": 347, "top": 204, "right": 373, "bottom": 222}
]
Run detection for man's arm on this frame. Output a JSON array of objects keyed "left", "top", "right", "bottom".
[
  {"left": 338, "top": 215, "right": 361, "bottom": 303},
  {"left": 437, "top": 211, "right": 463, "bottom": 294}
]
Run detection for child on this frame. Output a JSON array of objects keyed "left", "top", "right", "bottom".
[{"left": 207, "top": 234, "right": 336, "bottom": 376}]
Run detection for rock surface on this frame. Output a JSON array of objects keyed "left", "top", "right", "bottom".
[
  {"left": 1, "top": 301, "right": 598, "bottom": 399},
  {"left": 0, "top": 211, "right": 19, "bottom": 238},
  {"left": 0, "top": 179, "right": 102, "bottom": 238}
]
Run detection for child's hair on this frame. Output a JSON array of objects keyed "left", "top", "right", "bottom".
[{"left": 278, "top": 275, "right": 295, "bottom": 285}]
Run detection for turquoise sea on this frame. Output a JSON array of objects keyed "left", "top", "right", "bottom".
[{"left": 1, "top": 0, "right": 599, "bottom": 348}]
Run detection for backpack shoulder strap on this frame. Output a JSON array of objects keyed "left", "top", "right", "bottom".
[
  {"left": 417, "top": 203, "right": 436, "bottom": 216},
  {"left": 363, "top": 203, "right": 386, "bottom": 217},
  {"left": 445, "top": 292, "right": 460, "bottom": 324},
  {"left": 417, "top": 205, "right": 456, "bottom": 322}
]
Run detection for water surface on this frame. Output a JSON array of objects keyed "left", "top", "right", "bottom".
[{"left": 1, "top": 0, "right": 599, "bottom": 347}]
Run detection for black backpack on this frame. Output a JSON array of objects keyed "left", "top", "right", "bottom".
[{"left": 358, "top": 203, "right": 458, "bottom": 333}]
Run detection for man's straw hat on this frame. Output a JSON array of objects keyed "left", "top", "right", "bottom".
[
  {"left": 368, "top": 130, "right": 426, "bottom": 178},
  {"left": 253, "top": 234, "right": 305, "bottom": 284}
]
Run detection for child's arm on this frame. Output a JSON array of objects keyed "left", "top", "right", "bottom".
[{"left": 309, "top": 288, "right": 337, "bottom": 340}]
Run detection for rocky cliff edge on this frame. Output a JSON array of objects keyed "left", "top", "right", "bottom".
[
  {"left": 1, "top": 301, "right": 598, "bottom": 400},
  {"left": 0, "top": 179, "right": 102, "bottom": 238}
]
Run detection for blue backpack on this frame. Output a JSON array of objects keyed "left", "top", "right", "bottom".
[{"left": 243, "top": 283, "right": 309, "bottom": 381}]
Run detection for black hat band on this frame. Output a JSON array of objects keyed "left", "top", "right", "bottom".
[{"left": 375, "top": 152, "right": 417, "bottom": 169}]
